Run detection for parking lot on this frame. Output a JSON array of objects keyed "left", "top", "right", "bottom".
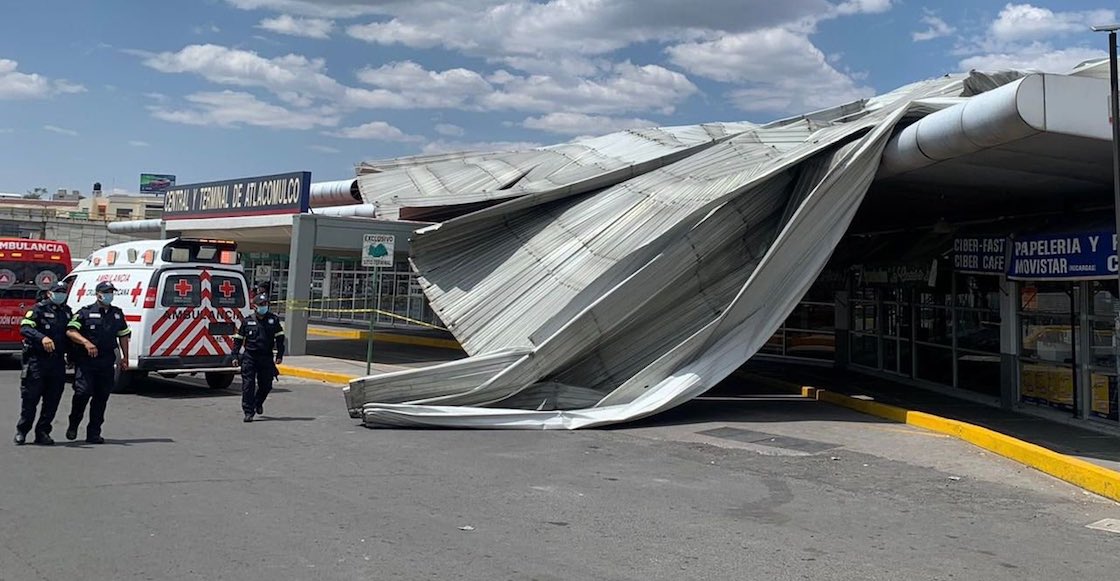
[{"left": 2, "top": 361, "right": 1118, "bottom": 580}]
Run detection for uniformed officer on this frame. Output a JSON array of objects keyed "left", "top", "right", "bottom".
[
  {"left": 65, "top": 281, "right": 131, "bottom": 444},
  {"left": 233, "top": 294, "right": 285, "bottom": 422},
  {"left": 14, "top": 281, "right": 73, "bottom": 446}
]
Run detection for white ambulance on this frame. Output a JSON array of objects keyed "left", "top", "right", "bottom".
[{"left": 64, "top": 238, "right": 251, "bottom": 390}]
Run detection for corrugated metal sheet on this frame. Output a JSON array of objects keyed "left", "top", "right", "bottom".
[
  {"left": 355, "top": 124, "right": 756, "bottom": 221},
  {"left": 345, "top": 73, "right": 1027, "bottom": 429}
]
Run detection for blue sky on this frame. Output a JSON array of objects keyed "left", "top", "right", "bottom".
[{"left": 0, "top": 0, "right": 1115, "bottom": 195}]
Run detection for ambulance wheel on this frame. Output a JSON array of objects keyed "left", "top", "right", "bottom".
[{"left": 206, "top": 372, "right": 235, "bottom": 390}]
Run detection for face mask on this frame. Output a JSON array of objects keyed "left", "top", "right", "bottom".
[
  {"left": 256, "top": 306, "right": 269, "bottom": 316},
  {"left": 98, "top": 293, "right": 114, "bottom": 305},
  {"left": 50, "top": 292, "right": 67, "bottom": 305}
]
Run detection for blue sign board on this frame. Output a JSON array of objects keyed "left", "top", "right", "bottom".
[
  {"left": 163, "top": 171, "right": 311, "bottom": 220},
  {"left": 1008, "top": 231, "right": 1118, "bottom": 280},
  {"left": 953, "top": 236, "right": 1006, "bottom": 275}
]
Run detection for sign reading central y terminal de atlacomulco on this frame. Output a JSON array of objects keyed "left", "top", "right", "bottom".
[{"left": 163, "top": 171, "right": 311, "bottom": 220}]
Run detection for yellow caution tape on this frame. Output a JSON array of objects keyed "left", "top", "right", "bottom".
[{"left": 280, "top": 301, "right": 447, "bottom": 331}]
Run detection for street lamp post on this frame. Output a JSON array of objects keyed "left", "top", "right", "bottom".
[{"left": 1092, "top": 24, "right": 1120, "bottom": 414}]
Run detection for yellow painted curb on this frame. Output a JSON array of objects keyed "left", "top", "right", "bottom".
[
  {"left": 804, "top": 386, "right": 1120, "bottom": 503},
  {"left": 307, "top": 327, "right": 462, "bottom": 350},
  {"left": 276, "top": 364, "right": 355, "bottom": 386}
]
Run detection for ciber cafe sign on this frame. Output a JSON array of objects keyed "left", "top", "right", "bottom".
[
  {"left": 954, "top": 232, "right": 1120, "bottom": 281},
  {"left": 163, "top": 171, "right": 311, "bottom": 220}
]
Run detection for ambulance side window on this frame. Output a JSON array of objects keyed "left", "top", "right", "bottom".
[
  {"left": 211, "top": 276, "right": 246, "bottom": 308},
  {"left": 162, "top": 274, "right": 201, "bottom": 307}
]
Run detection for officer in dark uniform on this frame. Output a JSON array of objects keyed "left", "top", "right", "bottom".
[
  {"left": 65, "top": 281, "right": 131, "bottom": 444},
  {"left": 14, "top": 281, "right": 73, "bottom": 445},
  {"left": 233, "top": 294, "right": 285, "bottom": 422}
]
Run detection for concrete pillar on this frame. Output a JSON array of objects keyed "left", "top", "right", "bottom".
[
  {"left": 999, "top": 277, "right": 1018, "bottom": 410},
  {"left": 286, "top": 214, "right": 316, "bottom": 356}
]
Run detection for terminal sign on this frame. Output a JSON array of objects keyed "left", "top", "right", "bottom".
[
  {"left": 163, "top": 171, "right": 311, "bottom": 220},
  {"left": 1008, "top": 231, "right": 1117, "bottom": 281},
  {"left": 953, "top": 236, "right": 1006, "bottom": 275}
]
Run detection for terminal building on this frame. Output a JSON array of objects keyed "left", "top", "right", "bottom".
[{"left": 107, "top": 65, "right": 1120, "bottom": 431}]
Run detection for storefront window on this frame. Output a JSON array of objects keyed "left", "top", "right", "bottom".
[
  {"left": 915, "top": 343, "right": 953, "bottom": 386},
  {"left": 1087, "top": 282, "right": 1118, "bottom": 422},
  {"left": 851, "top": 333, "right": 879, "bottom": 368},
  {"left": 1019, "top": 282, "right": 1078, "bottom": 412}
]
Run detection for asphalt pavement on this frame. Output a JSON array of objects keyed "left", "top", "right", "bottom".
[{"left": 1, "top": 361, "right": 1118, "bottom": 581}]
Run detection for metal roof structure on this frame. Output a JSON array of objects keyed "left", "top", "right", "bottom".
[
  {"left": 354, "top": 123, "right": 758, "bottom": 221},
  {"left": 344, "top": 71, "right": 1085, "bottom": 429}
]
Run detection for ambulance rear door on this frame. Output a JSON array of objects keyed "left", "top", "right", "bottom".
[{"left": 146, "top": 268, "right": 246, "bottom": 360}]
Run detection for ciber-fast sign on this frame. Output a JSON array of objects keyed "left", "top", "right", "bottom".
[
  {"left": 953, "top": 237, "right": 1006, "bottom": 275},
  {"left": 163, "top": 171, "right": 311, "bottom": 220}
]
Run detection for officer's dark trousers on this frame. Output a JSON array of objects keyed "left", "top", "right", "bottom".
[
  {"left": 17, "top": 357, "right": 66, "bottom": 436},
  {"left": 69, "top": 365, "right": 115, "bottom": 439},
  {"left": 241, "top": 354, "right": 275, "bottom": 415}
]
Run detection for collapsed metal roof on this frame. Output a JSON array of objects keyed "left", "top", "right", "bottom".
[{"left": 344, "top": 70, "right": 1108, "bottom": 429}]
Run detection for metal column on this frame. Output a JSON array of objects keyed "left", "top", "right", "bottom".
[
  {"left": 286, "top": 214, "right": 316, "bottom": 356},
  {"left": 999, "top": 277, "right": 1018, "bottom": 410}
]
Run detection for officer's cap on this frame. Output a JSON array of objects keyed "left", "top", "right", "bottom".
[
  {"left": 49, "top": 281, "right": 68, "bottom": 293},
  {"left": 95, "top": 281, "right": 117, "bottom": 293},
  {"left": 253, "top": 293, "right": 270, "bottom": 306}
]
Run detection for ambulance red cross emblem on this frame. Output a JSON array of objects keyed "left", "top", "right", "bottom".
[
  {"left": 174, "top": 279, "right": 193, "bottom": 297},
  {"left": 218, "top": 280, "right": 236, "bottom": 299}
]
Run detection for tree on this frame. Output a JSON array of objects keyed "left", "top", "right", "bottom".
[{"left": 24, "top": 187, "right": 48, "bottom": 200}]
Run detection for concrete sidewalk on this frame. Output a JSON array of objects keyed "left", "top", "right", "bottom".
[
  {"left": 307, "top": 322, "right": 461, "bottom": 350},
  {"left": 736, "top": 361, "right": 1120, "bottom": 502},
  {"left": 279, "top": 329, "right": 465, "bottom": 385}
]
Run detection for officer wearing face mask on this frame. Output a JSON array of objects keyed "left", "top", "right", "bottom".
[
  {"left": 65, "top": 281, "right": 131, "bottom": 444},
  {"left": 232, "top": 294, "right": 285, "bottom": 422},
  {"left": 14, "top": 281, "right": 73, "bottom": 446}
]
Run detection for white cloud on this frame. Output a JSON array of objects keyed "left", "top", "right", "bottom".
[
  {"left": 0, "top": 58, "right": 86, "bottom": 100},
  {"left": 139, "top": 44, "right": 342, "bottom": 105},
  {"left": 481, "top": 62, "right": 698, "bottom": 115},
  {"left": 328, "top": 121, "right": 422, "bottom": 141},
  {"left": 522, "top": 112, "right": 656, "bottom": 135},
  {"left": 309, "top": 144, "right": 341, "bottom": 153},
  {"left": 835, "top": 0, "right": 892, "bottom": 16},
  {"left": 913, "top": 14, "right": 955, "bottom": 42},
  {"left": 43, "top": 125, "right": 79, "bottom": 136},
  {"left": 0, "top": 128, "right": 13, "bottom": 134},
  {"left": 667, "top": 28, "right": 873, "bottom": 113},
  {"left": 990, "top": 4, "right": 1115, "bottom": 43},
  {"left": 960, "top": 44, "right": 1106, "bottom": 73},
  {"left": 224, "top": 0, "right": 406, "bottom": 19},
  {"left": 150, "top": 91, "right": 340, "bottom": 130},
  {"left": 356, "top": 61, "right": 493, "bottom": 108},
  {"left": 954, "top": 4, "right": 1115, "bottom": 73},
  {"left": 347, "top": 19, "right": 444, "bottom": 48},
  {"left": 129, "top": 140, "right": 151, "bottom": 147},
  {"left": 258, "top": 14, "right": 334, "bottom": 38},
  {"left": 434, "top": 123, "right": 464, "bottom": 137},
  {"left": 420, "top": 138, "right": 543, "bottom": 155}
]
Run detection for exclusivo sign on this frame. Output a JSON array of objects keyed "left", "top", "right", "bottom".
[
  {"left": 0, "top": 240, "right": 66, "bottom": 253},
  {"left": 163, "top": 171, "right": 311, "bottom": 220}
]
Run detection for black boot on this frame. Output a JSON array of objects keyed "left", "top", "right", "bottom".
[
  {"left": 34, "top": 433, "right": 55, "bottom": 446},
  {"left": 13, "top": 431, "right": 26, "bottom": 446},
  {"left": 256, "top": 404, "right": 263, "bottom": 415},
  {"left": 243, "top": 413, "right": 253, "bottom": 423},
  {"left": 86, "top": 435, "right": 105, "bottom": 445},
  {"left": 65, "top": 423, "right": 78, "bottom": 441}
]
